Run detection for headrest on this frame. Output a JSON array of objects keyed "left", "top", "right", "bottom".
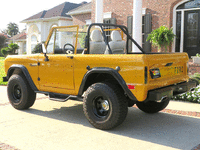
[
  {"left": 111, "top": 31, "right": 122, "bottom": 41},
  {"left": 90, "top": 30, "right": 103, "bottom": 42}
]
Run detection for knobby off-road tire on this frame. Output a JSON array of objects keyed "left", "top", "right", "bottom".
[
  {"left": 83, "top": 83, "right": 128, "bottom": 130},
  {"left": 136, "top": 99, "right": 170, "bottom": 113},
  {"left": 7, "top": 74, "right": 36, "bottom": 110}
]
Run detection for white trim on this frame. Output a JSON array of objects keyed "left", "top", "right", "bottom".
[
  {"left": 180, "top": 10, "right": 184, "bottom": 53},
  {"left": 67, "top": 9, "right": 92, "bottom": 15},
  {"left": 85, "top": 19, "right": 91, "bottom": 25},
  {"left": 103, "top": 12, "right": 112, "bottom": 19},
  {"left": 176, "top": 8, "right": 200, "bottom": 11},
  {"left": 21, "top": 16, "right": 72, "bottom": 23}
]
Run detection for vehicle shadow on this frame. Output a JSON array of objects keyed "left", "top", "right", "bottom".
[{"left": 24, "top": 101, "right": 200, "bottom": 150}]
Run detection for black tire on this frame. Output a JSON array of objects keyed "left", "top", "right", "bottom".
[
  {"left": 7, "top": 74, "right": 36, "bottom": 110},
  {"left": 136, "top": 99, "right": 170, "bottom": 113},
  {"left": 83, "top": 83, "right": 128, "bottom": 130}
]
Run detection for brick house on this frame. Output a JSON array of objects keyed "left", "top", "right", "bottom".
[{"left": 68, "top": 0, "right": 200, "bottom": 58}]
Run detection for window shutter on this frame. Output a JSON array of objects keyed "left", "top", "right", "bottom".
[
  {"left": 127, "top": 16, "right": 133, "bottom": 52},
  {"left": 110, "top": 18, "right": 116, "bottom": 29},
  {"left": 144, "top": 14, "right": 152, "bottom": 52},
  {"left": 110, "top": 18, "right": 116, "bottom": 24}
]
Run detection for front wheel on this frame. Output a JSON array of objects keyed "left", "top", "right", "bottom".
[
  {"left": 136, "top": 99, "right": 170, "bottom": 113},
  {"left": 83, "top": 83, "right": 128, "bottom": 130},
  {"left": 7, "top": 74, "right": 36, "bottom": 110}
]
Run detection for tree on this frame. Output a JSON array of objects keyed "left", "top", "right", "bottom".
[
  {"left": 7, "top": 22, "right": 19, "bottom": 37},
  {"left": 0, "top": 34, "right": 6, "bottom": 50}
]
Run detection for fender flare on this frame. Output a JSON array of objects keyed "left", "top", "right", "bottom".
[
  {"left": 7, "top": 64, "right": 38, "bottom": 91},
  {"left": 78, "top": 67, "right": 137, "bottom": 100}
]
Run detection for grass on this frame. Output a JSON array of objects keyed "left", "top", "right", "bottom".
[{"left": 0, "top": 57, "right": 7, "bottom": 85}]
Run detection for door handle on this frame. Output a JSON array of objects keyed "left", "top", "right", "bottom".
[
  {"left": 30, "top": 63, "right": 38, "bottom": 66},
  {"left": 66, "top": 56, "right": 73, "bottom": 59}
]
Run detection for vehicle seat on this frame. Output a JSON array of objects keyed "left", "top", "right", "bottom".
[
  {"left": 105, "top": 31, "right": 125, "bottom": 54},
  {"left": 90, "top": 30, "right": 106, "bottom": 54}
]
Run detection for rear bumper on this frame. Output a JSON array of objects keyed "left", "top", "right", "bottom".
[{"left": 146, "top": 80, "right": 197, "bottom": 102}]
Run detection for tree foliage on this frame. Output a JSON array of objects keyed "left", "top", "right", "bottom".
[
  {"left": 7, "top": 22, "right": 19, "bottom": 37},
  {"left": 0, "top": 35, "right": 6, "bottom": 50}
]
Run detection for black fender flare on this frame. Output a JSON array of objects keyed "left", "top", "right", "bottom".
[
  {"left": 7, "top": 64, "right": 38, "bottom": 91},
  {"left": 78, "top": 67, "right": 137, "bottom": 100}
]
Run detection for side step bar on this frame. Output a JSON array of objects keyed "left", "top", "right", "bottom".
[{"left": 49, "top": 93, "right": 83, "bottom": 102}]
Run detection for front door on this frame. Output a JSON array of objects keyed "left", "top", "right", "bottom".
[
  {"left": 184, "top": 10, "right": 200, "bottom": 57},
  {"left": 38, "top": 55, "right": 74, "bottom": 93}
]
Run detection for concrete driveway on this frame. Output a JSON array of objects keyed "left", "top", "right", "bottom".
[{"left": 0, "top": 86, "right": 200, "bottom": 150}]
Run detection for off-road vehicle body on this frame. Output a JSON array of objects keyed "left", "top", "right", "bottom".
[{"left": 3, "top": 23, "right": 196, "bottom": 129}]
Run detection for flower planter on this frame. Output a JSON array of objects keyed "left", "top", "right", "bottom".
[{"left": 193, "top": 57, "right": 200, "bottom": 64}]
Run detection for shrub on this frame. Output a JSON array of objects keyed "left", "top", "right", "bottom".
[
  {"left": 172, "top": 73, "right": 200, "bottom": 103},
  {"left": 32, "top": 43, "right": 42, "bottom": 54},
  {"left": 8, "top": 43, "right": 19, "bottom": 54},
  {"left": 1, "top": 47, "right": 9, "bottom": 57}
]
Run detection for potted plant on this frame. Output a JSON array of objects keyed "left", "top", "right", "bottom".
[
  {"left": 192, "top": 53, "right": 200, "bottom": 64},
  {"left": 147, "top": 26, "right": 175, "bottom": 52}
]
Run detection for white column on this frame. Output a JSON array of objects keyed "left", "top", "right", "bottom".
[
  {"left": 95, "top": 0, "right": 103, "bottom": 23},
  {"left": 18, "top": 42, "right": 23, "bottom": 55},
  {"left": 132, "top": 0, "right": 143, "bottom": 52}
]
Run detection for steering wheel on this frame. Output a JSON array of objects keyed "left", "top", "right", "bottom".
[{"left": 63, "top": 43, "right": 75, "bottom": 54}]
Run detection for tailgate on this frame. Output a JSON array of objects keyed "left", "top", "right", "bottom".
[{"left": 145, "top": 53, "right": 189, "bottom": 90}]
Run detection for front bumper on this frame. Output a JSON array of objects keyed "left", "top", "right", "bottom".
[{"left": 146, "top": 80, "right": 197, "bottom": 102}]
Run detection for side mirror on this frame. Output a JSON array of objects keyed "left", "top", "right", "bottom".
[{"left": 42, "top": 43, "right": 49, "bottom": 61}]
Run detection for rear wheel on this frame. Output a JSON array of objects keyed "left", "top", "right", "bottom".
[
  {"left": 83, "top": 83, "right": 128, "bottom": 130},
  {"left": 136, "top": 99, "right": 170, "bottom": 113},
  {"left": 7, "top": 74, "right": 36, "bottom": 110}
]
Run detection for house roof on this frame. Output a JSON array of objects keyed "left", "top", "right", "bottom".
[
  {"left": 9, "top": 32, "right": 26, "bottom": 42},
  {"left": 67, "top": 2, "right": 91, "bottom": 15},
  {"left": 22, "top": 2, "right": 85, "bottom": 22}
]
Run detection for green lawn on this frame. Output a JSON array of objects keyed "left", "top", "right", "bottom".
[{"left": 0, "top": 57, "right": 7, "bottom": 85}]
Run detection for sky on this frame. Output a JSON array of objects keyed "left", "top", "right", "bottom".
[{"left": 0, "top": 0, "right": 91, "bottom": 32}]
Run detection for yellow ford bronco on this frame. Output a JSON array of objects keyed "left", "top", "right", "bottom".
[{"left": 3, "top": 23, "right": 196, "bottom": 130}]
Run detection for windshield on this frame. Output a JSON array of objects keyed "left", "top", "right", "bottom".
[{"left": 46, "top": 26, "right": 81, "bottom": 54}]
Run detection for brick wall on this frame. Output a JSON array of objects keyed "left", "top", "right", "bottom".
[
  {"left": 188, "top": 60, "right": 200, "bottom": 75},
  {"left": 91, "top": 0, "right": 133, "bottom": 26},
  {"left": 72, "top": 13, "right": 91, "bottom": 28},
  {"left": 143, "top": 0, "right": 182, "bottom": 29}
]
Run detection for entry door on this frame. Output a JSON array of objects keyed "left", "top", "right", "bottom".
[{"left": 184, "top": 10, "right": 200, "bottom": 57}]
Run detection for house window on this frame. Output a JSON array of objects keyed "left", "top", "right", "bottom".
[
  {"left": 103, "top": 18, "right": 116, "bottom": 41},
  {"left": 31, "top": 35, "right": 37, "bottom": 51}
]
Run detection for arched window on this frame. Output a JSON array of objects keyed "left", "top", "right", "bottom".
[
  {"left": 177, "top": 0, "right": 200, "bottom": 10},
  {"left": 31, "top": 35, "right": 37, "bottom": 51}
]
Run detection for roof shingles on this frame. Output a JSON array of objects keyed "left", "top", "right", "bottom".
[{"left": 22, "top": 2, "right": 84, "bottom": 22}]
